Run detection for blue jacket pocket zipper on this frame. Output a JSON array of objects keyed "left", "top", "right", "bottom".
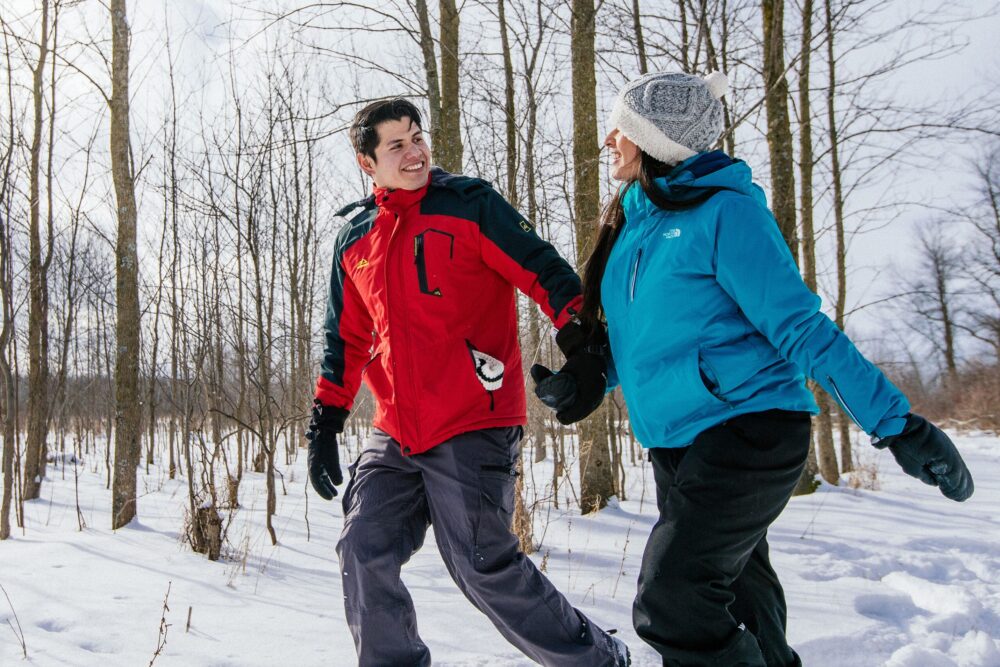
[
  {"left": 828, "top": 375, "right": 861, "bottom": 427},
  {"left": 628, "top": 248, "right": 643, "bottom": 303}
]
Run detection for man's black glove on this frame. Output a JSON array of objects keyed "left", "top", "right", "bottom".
[
  {"left": 530, "top": 321, "right": 609, "bottom": 425},
  {"left": 873, "top": 413, "right": 974, "bottom": 502},
  {"left": 306, "top": 400, "right": 349, "bottom": 501}
]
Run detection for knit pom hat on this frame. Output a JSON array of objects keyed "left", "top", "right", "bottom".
[{"left": 608, "top": 71, "right": 728, "bottom": 165}]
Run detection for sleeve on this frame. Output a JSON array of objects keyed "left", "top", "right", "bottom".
[
  {"left": 314, "top": 245, "right": 375, "bottom": 411},
  {"left": 713, "top": 196, "right": 910, "bottom": 438},
  {"left": 475, "top": 188, "right": 583, "bottom": 328}
]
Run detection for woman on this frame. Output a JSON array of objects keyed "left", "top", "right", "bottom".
[{"left": 533, "top": 71, "right": 974, "bottom": 666}]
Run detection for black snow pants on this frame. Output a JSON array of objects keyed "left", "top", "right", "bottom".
[
  {"left": 336, "top": 426, "right": 619, "bottom": 667},
  {"left": 633, "top": 410, "right": 810, "bottom": 667}
]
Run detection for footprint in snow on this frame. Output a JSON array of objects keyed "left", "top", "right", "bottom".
[{"left": 36, "top": 619, "right": 69, "bottom": 632}]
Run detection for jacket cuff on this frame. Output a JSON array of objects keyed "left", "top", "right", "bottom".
[
  {"left": 314, "top": 375, "right": 353, "bottom": 412},
  {"left": 870, "top": 414, "right": 909, "bottom": 447},
  {"left": 312, "top": 400, "right": 350, "bottom": 433},
  {"left": 553, "top": 295, "right": 584, "bottom": 329}
]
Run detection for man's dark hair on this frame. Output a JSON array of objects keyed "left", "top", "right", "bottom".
[{"left": 350, "top": 98, "right": 423, "bottom": 161}]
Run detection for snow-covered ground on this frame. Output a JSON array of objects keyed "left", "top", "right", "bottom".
[{"left": 1, "top": 430, "right": 997, "bottom": 666}]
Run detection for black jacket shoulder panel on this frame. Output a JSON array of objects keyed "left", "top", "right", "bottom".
[
  {"left": 334, "top": 198, "right": 378, "bottom": 258},
  {"left": 429, "top": 167, "right": 493, "bottom": 201},
  {"left": 423, "top": 169, "right": 499, "bottom": 221}
]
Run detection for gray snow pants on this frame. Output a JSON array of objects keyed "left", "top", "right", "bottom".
[{"left": 336, "top": 427, "right": 618, "bottom": 667}]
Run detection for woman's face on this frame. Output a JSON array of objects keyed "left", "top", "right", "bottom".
[{"left": 604, "top": 129, "right": 641, "bottom": 181}]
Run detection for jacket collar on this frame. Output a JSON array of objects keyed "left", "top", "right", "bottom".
[
  {"left": 621, "top": 151, "right": 759, "bottom": 223},
  {"left": 372, "top": 173, "right": 431, "bottom": 214}
]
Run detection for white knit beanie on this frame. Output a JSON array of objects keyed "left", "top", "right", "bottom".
[{"left": 608, "top": 71, "right": 728, "bottom": 165}]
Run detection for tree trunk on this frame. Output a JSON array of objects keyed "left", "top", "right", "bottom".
[
  {"left": 437, "top": 0, "right": 462, "bottom": 172},
  {"left": 796, "top": 0, "right": 837, "bottom": 487},
  {"left": 110, "top": 0, "right": 142, "bottom": 529},
  {"left": 498, "top": 0, "right": 518, "bottom": 207},
  {"left": 762, "top": 0, "right": 798, "bottom": 258},
  {"left": 1, "top": 19, "right": 19, "bottom": 539},
  {"left": 678, "top": 0, "right": 690, "bottom": 73},
  {"left": 571, "top": 0, "right": 614, "bottom": 513},
  {"left": 632, "top": 0, "right": 648, "bottom": 74},
  {"left": 414, "top": 0, "right": 442, "bottom": 148},
  {"left": 0, "top": 204, "right": 13, "bottom": 541},
  {"left": 24, "top": 0, "right": 51, "bottom": 502},
  {"left": 523, "top": 33, "right": 546, "bottom": 464},
  {"left": 825, "top": 0, "right": 853, "bottom": 473},
  {"left": 696, "top": 1, "right": 735, "bottom": 154}
]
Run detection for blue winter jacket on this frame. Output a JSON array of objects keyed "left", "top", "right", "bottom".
[{"left": 602, "top": 152, "right": 910, "bottom": 448}]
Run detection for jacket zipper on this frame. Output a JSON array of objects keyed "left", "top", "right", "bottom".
[
  {"left": 827, "top": 375, "right": 860, "bottom": 427},
  {"left": 628, "top": 248, "right": 643, "bottom": 303},
  {"left": 385, "top": 212, "right": 417, "bottom": 445}
]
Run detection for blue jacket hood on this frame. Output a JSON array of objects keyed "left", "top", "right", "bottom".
[{"left": 622, "top": 151, "right": 766, "bottom": 223}]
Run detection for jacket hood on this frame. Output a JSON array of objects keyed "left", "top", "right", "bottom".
[{"left": 622, "top": 150, "right": 766, "bottom": 222}]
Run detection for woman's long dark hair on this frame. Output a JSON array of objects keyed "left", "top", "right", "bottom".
[{"left": 578, "top": 151, "right": 719, "bottom": 331}]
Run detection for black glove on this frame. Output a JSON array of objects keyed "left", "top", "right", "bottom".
[
  {"left": 873, "top": 413, "right": 974, "bottom": 502},
  {"left": 306, "top": 400, "right": 349, "bottom": 501},
  {"left": 531, "top": 321, "right": 609, "bottom": 425}
]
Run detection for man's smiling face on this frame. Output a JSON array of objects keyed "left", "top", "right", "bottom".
[{"left": 357, "top": 117, "right": 431, "bottom": 191}]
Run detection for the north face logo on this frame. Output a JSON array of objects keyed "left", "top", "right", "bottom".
[{"left": 663, "top": 229, "right": 681, "bottom": 239}]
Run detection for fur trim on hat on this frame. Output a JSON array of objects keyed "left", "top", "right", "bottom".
[{"left": 608, "top": 96, "right": 697, "bottom": 166}]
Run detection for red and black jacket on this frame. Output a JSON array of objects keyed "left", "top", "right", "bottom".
[{"left": 314, "top": 168, "right": 582, "bottom": 455}]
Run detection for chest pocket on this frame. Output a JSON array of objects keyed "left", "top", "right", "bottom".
[
  {"left": 629, "top": 224, "right": 693, "bottom": 305},
  {"left": 414, "top": 228, "right": 456, "bottom": 297}
]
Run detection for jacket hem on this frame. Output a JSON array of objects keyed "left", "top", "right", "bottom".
[{"left": 372, "top": 414, "right": 527, "bottom": 455}]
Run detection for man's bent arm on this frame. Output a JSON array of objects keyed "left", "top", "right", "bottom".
[{"left": 476, "top": 187, "right": 583, "bottom": 328}]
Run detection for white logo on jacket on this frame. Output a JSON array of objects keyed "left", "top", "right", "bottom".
[{"left": 663, "top": 228, "right": 681, "bottom": 239}]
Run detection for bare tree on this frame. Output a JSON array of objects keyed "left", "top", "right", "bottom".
[
  {"left": 497, "top": 0, "right": 518, "bottom": 206},
  {"left": 960, "top": 146, "right": 1000, "bottom": 362},
  {"left": 415, "top": 0, "right": 443, "bottom": 142},
  {"left": 761, "top": 0, "right": 797, "bottom": 256},
  {"left": 631, "top": 0, "right": 648, "bottom": 75},
  {"left": 898, "top": 220, "right": 964, "bottom": 386},
  {"left": 23, "top": 0, "right": 53, "bottom": 502},
  {"left": 438, "top": 0, "right": 462, "bottom": 171},
  {"left": 795, "top": 0, "right": 835, "bottom": 489},
  {"left": 0, "top": 21, "right": 18, "bottom": 539},
  {"left": 414, "top": 0, "right": 463, "bottom": 171},
  {"left": 823, "top": 0, "right": 856, "bottom": 471},
  {"left": 571, "top": 0, "right": 615, "bottom": 513},
  {"left": 109, "top": 0, "right": 142, "bottom": 529}
]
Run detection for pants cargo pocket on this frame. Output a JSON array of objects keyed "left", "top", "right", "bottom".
[
  {"left": 473, "top": 465, "right": 518, "bottom": 573},
  {"left": 340, "top": 452, "right": 364, "bottom": 517}
]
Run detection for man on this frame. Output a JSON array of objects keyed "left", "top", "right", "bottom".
[{"left": 307, "top": 98, "right": 628, "bottom": 667}]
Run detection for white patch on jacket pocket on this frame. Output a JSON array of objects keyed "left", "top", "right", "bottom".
[
  {"left": 471, "top": 349, "right": 504, "bottom": 391},
  {"left": 663, "top": 228, "right": 681, "bottom": 239}
]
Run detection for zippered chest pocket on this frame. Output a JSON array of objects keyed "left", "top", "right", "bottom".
[
  {"left": 414, "top": 228, "right": 456, "bottom": 297},
  {"left": 628, "top": 248, "right": 643, "bottom": 303},
  {"left": 624, "top": 223, "right": 696, "bottom": 305}
]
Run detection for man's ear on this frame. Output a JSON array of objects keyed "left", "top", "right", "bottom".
[{"left": 356, "top": 152, "right": 376, "bottom": 178}]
